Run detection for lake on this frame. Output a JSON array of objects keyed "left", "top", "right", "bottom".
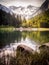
[{"left": 0, "top": 30, "right": 49, "bottom": 65}]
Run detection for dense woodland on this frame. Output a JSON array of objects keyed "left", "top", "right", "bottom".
[
  {"left": 0, "top": 9, "right": 49, "bottom": 28},
  {"left": 27, "top": 9, "right": 49, "bottom": 28}
]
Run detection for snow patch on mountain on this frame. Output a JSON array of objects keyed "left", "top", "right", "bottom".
[{"left": 9, "top": 5, "right": 40, "bottom": 19}]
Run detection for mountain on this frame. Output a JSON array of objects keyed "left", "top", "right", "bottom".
[
  {"left": 9, "top": 6, "right": 19, "bottom": 10},
  {"left": 0, "top": 4, "right": 13, "bottom": 15},
  {"left": 9, "top": 6, "right": 24, "bottom": 10},
  {"left": 27, "top": 9, "right": 49, "bottom": 28},
  {"left": 9, "top": 5, "right": 39, "bottom": 19},
  {"left": 26, "top": 0, "right": 49, "bottom": 28},
  {"left": 40, "top": 0, "right": 49, "bottom": 11},
  {"left": 27, "top": 5, "right": 34, "bottom": 9},
  {"left": 0, "top": 0, "right": 49, "bottom": 20},
  {"left": 28, "top": 0, "right": 49, "bottom": 18},
  {"left": 0, "top": 4, "right": 15, "bottom": 26},
  {"left": 31, "top": 0, "right": 49, "bottom": 19},
  {"left": 0, "top": 4, "right": 22, "bottom": 27}
]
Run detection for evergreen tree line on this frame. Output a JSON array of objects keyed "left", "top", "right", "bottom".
[{"left": 0, "top": 10, "right": 22, "bottom": 27}]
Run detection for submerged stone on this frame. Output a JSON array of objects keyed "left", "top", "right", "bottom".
[{"left": 17, "top": 44, "right": 34, "bottom": 53}]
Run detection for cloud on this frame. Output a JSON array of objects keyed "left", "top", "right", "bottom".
[{"left": 0, "top": 0, "right": 45, "bottom": 7}]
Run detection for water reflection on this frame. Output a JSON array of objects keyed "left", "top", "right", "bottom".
[
  {"left": 0, "top": 37, "right": 39, "bottom": 57},
  {"left": 0, "top": 31, "right": 49, "bottom": 53},
  {"left": 0, "top": 31, "right": 49, "bottom": 65}
]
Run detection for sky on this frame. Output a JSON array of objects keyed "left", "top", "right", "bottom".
[{"left": 0, "top": 0, "right": 46, "bottom": 7}]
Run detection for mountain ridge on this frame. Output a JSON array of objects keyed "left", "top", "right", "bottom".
[
  {"left": 0, "top": 4, "right": 13, "bottom": 15},
  {"left": 9, "top": 5, "right": 39, "bottom": 19},
  {"left": 0, "top": 0, "right": 49, "bottom": 19}
]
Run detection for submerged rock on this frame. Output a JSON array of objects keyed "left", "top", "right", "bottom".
[
  {"left": 17, "top": 44, "right": 34, "bottom": 53},
  {"left": 39, "top": 45, "right": 49, "bottom": 49},
  {"left": 39, "top": 43, "right": 49, "bottom": 52}
]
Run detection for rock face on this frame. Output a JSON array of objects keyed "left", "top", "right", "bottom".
[
  {"left": 40, "top": 0, "right": 49, "bottom": 11},
  {"left": 0, "top": 4, "right": 13, "bottom": 15}
]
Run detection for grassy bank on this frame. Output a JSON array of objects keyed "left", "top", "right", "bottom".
[
  {"left": 0, "top": 26, "right": 49, "bottom": 31},
  {"left": 0, "top": 26, "right": 15, "bottom": 32}
]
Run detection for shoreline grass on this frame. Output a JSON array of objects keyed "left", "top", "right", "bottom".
[{"left": 0, "top": 26, "right": 49, "bottom": 31}]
